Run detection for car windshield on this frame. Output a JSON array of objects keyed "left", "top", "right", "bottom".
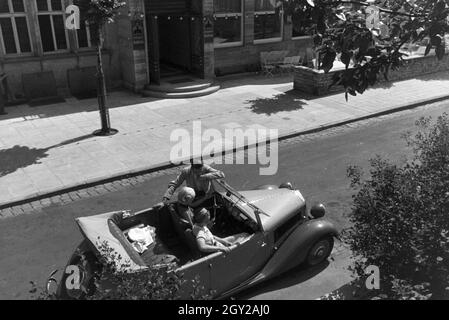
[{"left": 213, "top": 180, "right": 267, "bottom": 229}]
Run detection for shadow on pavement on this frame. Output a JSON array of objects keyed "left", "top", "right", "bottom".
[
  {"left": 0, "top": 133, "right": 95, "bottom": 177},
  {"left": 236, "top": 261, "right": 330, "bottom": 299},
  {"left": 0, "top": 146, "right": 49, "bottom": 177},
  {"left": 245, "top": 90, "right": 307, "bottom": 115}
]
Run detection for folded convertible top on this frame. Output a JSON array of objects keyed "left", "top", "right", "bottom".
[{"left": 76, "top": 211, "right": 147, "bottom": 272}]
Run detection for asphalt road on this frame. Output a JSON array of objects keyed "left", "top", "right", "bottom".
[{"left": 0, "top": 101, "right": 447, "bottom": 300}]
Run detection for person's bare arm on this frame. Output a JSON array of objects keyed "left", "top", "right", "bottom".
[
  {"left": 190, "top": 193, "right": 213, "bottom": 208},
  {"left": 214, "top": 236, "right": 232, "bottom": 247},
  {"left": 196, "top": 238, "right": 230, "bottom": 253},
  {"left": 199, "top": 165, "right": 225, "bottom": 180}
]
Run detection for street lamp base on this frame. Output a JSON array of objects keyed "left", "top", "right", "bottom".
[{"left": 93, "top": 128, "right": 119, "bottom": 136}]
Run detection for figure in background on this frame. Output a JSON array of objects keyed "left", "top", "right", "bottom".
[{"left": 162, "top": 158, "right": 225, "bottom": 209}]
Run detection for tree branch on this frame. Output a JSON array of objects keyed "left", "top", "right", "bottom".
[{"left": 324, "top": 0, "right": 428, "bottom": 18}]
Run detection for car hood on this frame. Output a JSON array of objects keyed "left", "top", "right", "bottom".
[{"left": 238, "top": 188, "right": 305, "bottom": 230}]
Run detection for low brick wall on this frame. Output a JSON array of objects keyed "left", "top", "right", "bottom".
[{"left": 293, "top": 53, "right": 449, "bottom": 96}]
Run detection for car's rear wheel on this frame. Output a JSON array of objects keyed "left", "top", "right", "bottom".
[
  {"left": 58, "top": 251, "right": 100, "bottom": 300},
  {"left": 306, "top": 236, "right": 334, "bottom": 267}
]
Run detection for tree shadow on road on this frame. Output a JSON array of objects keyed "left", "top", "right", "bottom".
[
  {"left": 0, "top": 133, "right": 95, "bottom": 177},
  {"left": 245, "top": 90, "right": 307, "bottom": 115}
]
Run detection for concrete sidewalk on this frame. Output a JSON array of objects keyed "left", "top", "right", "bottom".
[{"left": 1, "top": 71, "right": 449, "bottom": 208}]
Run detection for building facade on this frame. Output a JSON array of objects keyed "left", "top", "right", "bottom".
[
  {"left": 143, "top": 0, "right": 312, "bottom": 81},
  {"left": 0, "top": 0, "right": 312, "bottom": 102}
]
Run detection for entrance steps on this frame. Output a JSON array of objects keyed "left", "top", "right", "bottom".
[{"left": 142, "top": 76, "right": 220, "bottom": 99}]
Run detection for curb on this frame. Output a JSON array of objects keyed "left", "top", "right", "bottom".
[{"left": 1, "top": 93, "right": 449, "bottom": 210}]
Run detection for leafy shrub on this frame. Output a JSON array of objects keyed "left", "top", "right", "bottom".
[
  {"left": 31, "top": 240, "right": 211, "bottom": 300},
  {"left": 343, "top": 112, "right": 449, "bottom": 299}
]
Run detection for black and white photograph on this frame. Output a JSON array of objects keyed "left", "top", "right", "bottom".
[{"left": 0, "top": 0, "right": 448, "bottom": 304}]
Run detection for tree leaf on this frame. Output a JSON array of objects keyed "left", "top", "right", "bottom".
[
  {"left": 341, "top": 50, "right": 352, "bottom": 69},
  {"left": 313, "top": 34, "right": 323, "bottom": 46},
  {"left": 432, "top": 0, "right": 446, "bottom": 18},
  {"left": 317, "top": 20, "right": 326, "bottom": 34},
  {"left": 429, "top": 22, "right": 444, "bottom": 37},
  {"left": 320, "top": 49, "right": 337, "bottom": 73},
  {"left": 431, "top": 35, "right": 443, "bottom": 47},
  {"left": 348, "top": 88, "right": 357, "bottom": 96}
]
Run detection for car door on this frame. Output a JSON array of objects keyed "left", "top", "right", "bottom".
[
  {"left": 207, "top": 231, "right": 272, "bottom": 296},
  {"left": 176, "top": 256, "right": 212, "bottom": 299}
]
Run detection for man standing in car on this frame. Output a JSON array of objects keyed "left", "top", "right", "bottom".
[{"left": 162, "top": 158, "right": 225, "bottom": 209}]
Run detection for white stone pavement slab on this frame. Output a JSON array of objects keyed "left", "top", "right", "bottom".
[{"left": 1, "top": 72, "right": 449, "bottom": 207}]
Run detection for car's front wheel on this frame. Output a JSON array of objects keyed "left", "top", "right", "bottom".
[{"left": 306, "top": 236, "right": 334, "bottom": 267}]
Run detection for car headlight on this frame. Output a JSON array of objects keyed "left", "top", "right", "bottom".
[
  {"left": 310, "top": 203, "right": 326, "bottom": 219},
  {"left": 279, "top": 182, "right": 293, "bottom": 190}
]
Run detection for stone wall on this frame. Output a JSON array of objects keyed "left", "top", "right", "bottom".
[
  {"left": 1, "top": 8, "right": 123, "bottom": 100},
  {"left": 203, "top": 0, "right": 215, "bottom": 78},
  {"left": 9, "top": 54, "right": 119, "bottom": 97},
  {"left": 1, "top": 34, "right": 121, "bottom": 100},
  {"left": 293, "top": 53, "right": 449, "bottom": 96},
  {"left": 0, "top": 0, "right": 145, "bottom": 100},
  {"left": 119, "top": 0, "right": 148, "bottom": 92}
]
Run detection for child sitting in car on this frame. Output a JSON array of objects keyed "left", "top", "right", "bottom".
[{"left": 193, "top": 207, "right": 234, "bottom": 254}]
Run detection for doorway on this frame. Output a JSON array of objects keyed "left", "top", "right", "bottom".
[
  {"left": 146, "top": 13, "right": 204, "bottom": 85},
  {"left": 159, "top": 15, "right": 191, "bottom": 76}
]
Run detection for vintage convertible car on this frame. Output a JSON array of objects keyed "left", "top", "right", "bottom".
[{"left": 53, "top": 180, "right": 339, "bottom": 299}]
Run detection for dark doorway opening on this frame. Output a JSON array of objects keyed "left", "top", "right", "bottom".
[
  {"left": 146, "top": 14, "right": 192, "bottom": 84},
  {"left": 145, "top": 11, "right": 204, "bottom": 85},
  {"left": 158, "top": 15, "right": 191, "bottom": 76}
]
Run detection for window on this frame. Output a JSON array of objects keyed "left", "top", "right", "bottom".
[
  {"left": 73, "top": 0, "right": 96, "bottom": 49},
  {"left": 291, "top": 10, "right": 308, "bottom": 39},
  {"left": 254, "top": 0, "right": 283, "bottom": 43},
  {"left": 213, "top": 0, "right": 243, "bottom": 47},
  {"left": 76, "top": 20, "right": 93, "bottom": 48},
  {"left": 0, "top": 0, "right": 32, "bottom": 55},
  {"left": 36, "top": 0, "right": 68, "bottom": 52}
]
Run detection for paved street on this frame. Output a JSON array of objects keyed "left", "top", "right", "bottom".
[
  {"left": 1, "top": 72, "right": 449, "bottom": 208},
  {"left": 0, "top": 101, "right": 446, "bottom": 300}
]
